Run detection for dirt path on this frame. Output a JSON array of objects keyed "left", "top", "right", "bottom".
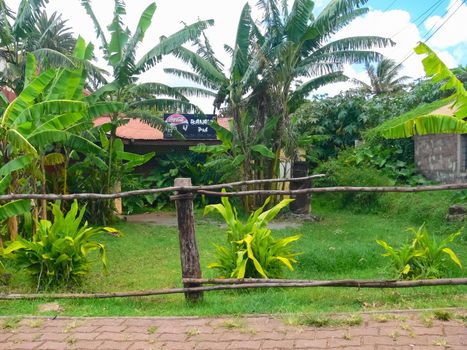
[
  {"left": 123, "top": 212, "right": 302, "bottom": 230},
  {"left": 0, "top": 310, "right": 465, "bottom": 349}
]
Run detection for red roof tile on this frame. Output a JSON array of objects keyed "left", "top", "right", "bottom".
[{"left": 93, "top": 116, "right": 231, "bottom": 141}]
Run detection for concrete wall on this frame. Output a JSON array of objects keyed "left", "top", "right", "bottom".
[{"left": 414, "top": 134, "right": 467, "bottom": 183}]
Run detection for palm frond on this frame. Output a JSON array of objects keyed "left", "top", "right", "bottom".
[
  {"left": 170, "top": 46, "right": 226, "bottom": 86},
  {"left": 314, "top": 0, "right": 368, "bottom": 36},
  {"left": 129, "top": 98, "right": 203, "bottom": 114},
  {"left": 171, "top": 86, "right": 217, "bottom": 98},
  {"left": 163, "top": 68, "right": 220, "bottom": 90},
  {"left": 231, "top": 3, "right": 253, "bottom": 83},
  {"left": 290, "top": 71, "right": 348, "bottom": 103},
  {"left": 12, "top": 0, "right": 49, "bottom": 38},
  {"left": 116, "top": 3, "right": 156, "bottom": 85},
  {"left": 107, "top": 0, "right": 129, "bottom": 70},
  {"left": 317, "top": 36, "right": 394, "bottom": 53},
  {"left": 285, "top": 0, "right": 314, "bottom": 43},
  {"left": 128, "top": 82, "right": 189, "bottom": 101},
  {"left": 135, "top": 19, "right": 214, "bottom": 73},
  {"left": 80, "top": 0, "right": 109, "bottom": 53}
]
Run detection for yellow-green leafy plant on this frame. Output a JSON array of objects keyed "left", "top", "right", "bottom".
[
  {"left": 377, "top": 224, "right": 462, "bottom": 279},
  {"left": 204, "top": 195, "right": 301, "bottom": 278},
  {"left": 1, "top": 200, "right": 119, "bottom": 290}
]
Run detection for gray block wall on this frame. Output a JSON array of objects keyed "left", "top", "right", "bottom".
[{"left": 414, "top": 134, "right": 467, "bottom": 183}]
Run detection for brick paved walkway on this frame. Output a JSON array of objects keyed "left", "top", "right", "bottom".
[{"left": 0, "top": 311, "right": 465, "bottom": 349}]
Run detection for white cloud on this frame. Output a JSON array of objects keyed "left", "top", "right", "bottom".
[
  {"left": 4, "top": 0, "right": 465, "bottom": 110},
  {"left": 314, "top": 6, "right": 462, "bottom": 97},
  {"left": 423, "top": 0, "right": 467, "bottom": 49}
]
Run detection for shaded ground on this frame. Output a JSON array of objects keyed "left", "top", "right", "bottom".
[
  {"left": 122, "top": 211, "right": 302, "bottom": 229},
  {"left": 0, "top": 310, "right": 465, "bottom": 349}
]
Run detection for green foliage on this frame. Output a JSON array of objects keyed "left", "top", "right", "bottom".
[
  {"left": 341, "top": 137, "right": 428, "bottom": 185},
  {"left": 1, "top": 200, "right": 119, "bottom": 290},
  {"left": 204, "top": 196, "right": 301, "bottom": 278},
  {"left": 314, "top": 155, "right": 394, "bottom": 212},
  {"left": 378, "top": 42, "right": 467, "bottom": 138},
  {"left": 377, "top": 224, "right": 463, "bottom": 279},
  {"left": 293, "top": 78, "right": 445, "bottom": 165},
  {"left": 121, "top": 151, "right": 210, "bottom": 214}
]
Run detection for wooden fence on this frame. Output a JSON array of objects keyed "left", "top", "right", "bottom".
[{"left": 1, "top": 176, "right": 466, "bottom": 302}]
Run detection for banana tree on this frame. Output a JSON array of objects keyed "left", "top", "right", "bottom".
[
  {"left": 377, "top": 42, "right": 467, "bottom": 139},
  {"left": 167, "top": 0, "right": 393, "bottom": 194},
  {"left": 0, "top": 38, "right": 121, "bottom": 240},
  {"left": 80, "top": 0, "right": 213, "bottom": 198}
]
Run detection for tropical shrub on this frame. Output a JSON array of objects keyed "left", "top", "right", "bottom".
[
  {"left": 1, "top": 201, "right": 119, "bottom": 290},
  {"left": 121, "top": 151, "right": 211, "bottom": 214},
  {"left": 204, "top": 196, "right": 301, "bottom": 278},
  {"left": 314, "top": 156, "right": 394, "bottom": 212},
  {"left": 377, "top": 224, "right": 462, "bottom": 279}
]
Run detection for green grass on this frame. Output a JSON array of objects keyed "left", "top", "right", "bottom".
[{"left": 0, "top": 192, "right": 466, "bottom": 317}]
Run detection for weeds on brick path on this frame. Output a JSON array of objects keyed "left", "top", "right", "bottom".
[
  {"left": 147, "top": 326, "right": 158, "bottom": 334},
  {"left": 285, "top": 314, "right": 363, "bottom": 328},
  {"left": 1, "top": 317, "right": 22, "bottom": 329},
  {"left": 186, "top": 327, "right": 200, "bottom": 337},
  {"left": 433, "top": 310, "right": 453, "bottom": 321},
  {"left": 28, "top": 319, "right": 44, "bottom": 328}
]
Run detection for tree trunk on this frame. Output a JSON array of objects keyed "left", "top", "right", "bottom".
[
  {"left": 7, "top": 216, "right": 18, "bottom": 241},
  {"left": 40, "top": 155, "right": 47, "bottom": 220}
]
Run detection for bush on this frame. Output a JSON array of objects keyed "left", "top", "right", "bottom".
[
  {"left": 1, "top": 201, "right": 119, "bottom": 290},
  {"left": 314, "top": 155, "right": 394, "bottom": 212},
  {"left": 377, "top": 224, "right": 463, "bottom": 279},
  {"left": 204, "top": 196, "right": 301, "bottom": 278},
  {"left": 121, "top": 151, "right": 212, "bottom": 214}
]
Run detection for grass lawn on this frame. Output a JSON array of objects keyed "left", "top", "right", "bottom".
[{"left": 0, "top": 192, "right": 466, "bottom": 316}]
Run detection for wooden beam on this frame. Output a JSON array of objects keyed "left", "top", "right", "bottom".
[{"left": 1, "top": 278, "right": 465, "bottom": 300}]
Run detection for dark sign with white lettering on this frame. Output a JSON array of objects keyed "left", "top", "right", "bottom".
[{"left": 163, "top": 114, "right": 217, "bottom": 140}]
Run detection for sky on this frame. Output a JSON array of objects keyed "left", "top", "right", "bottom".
[{"left": 5, "top": 0, "right": 467, "bottom": 112}]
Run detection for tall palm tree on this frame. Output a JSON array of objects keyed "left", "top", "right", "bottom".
[
  {"left": 355, "top": 57, "right": 411, "bottom": 94},
  {"left": 0, "top": 0, "right": 106, "bottom": 93}
]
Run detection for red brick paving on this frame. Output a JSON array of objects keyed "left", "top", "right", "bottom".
[{"left": 0, "top": 310, "right": 465, "bottom": 349}]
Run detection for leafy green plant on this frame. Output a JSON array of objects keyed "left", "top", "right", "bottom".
[
  {"left": 204, "top": 196, "right": 301, "bottom": 278},
  {"left": 377, "top": 224, "right": 462, "bottom": 279},
  {"left": 1, "top": 200, "right": 119, "bottom": 290},
  {"left": 314, "top": 157, "right": 394, "bottom": 212},
  {"left": 121, "top": 151, "right": 210, "bottom": 214}
]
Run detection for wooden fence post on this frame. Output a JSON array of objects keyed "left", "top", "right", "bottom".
[{"left": 174, "top": 178, "right": 203, "bottom": 302}]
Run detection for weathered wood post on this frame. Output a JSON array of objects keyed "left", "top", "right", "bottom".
[
  {"left": 174, "top": 178, "right": 203, "bottom": 302},
  {"left": 290, "top": 161, "right": 311, "bottom": 215}
]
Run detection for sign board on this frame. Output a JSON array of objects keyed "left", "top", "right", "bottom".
[{"left": 163, "top": 114, "right": 217, "bottom": 140}]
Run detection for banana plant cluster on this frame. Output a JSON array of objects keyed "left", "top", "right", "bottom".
[
  {"left": 0, "top": 37, "right": 121, "bottom": 240},
  {"left": 166, "top": 0, "right": 393, "bottom": 194},
  {"left": 204, "top": 195, "right": 301, "bottom": 279}
]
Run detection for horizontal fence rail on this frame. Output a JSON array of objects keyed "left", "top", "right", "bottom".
[
  {"left": 0, "top": 174, "right": 325, "bottom": 201},
  {"left": 1, "top": 176, "right": 466, "bottom": 303},
  {"left": 1, "top": 278, "right": 465, "bottom": 300},
  {"left": 0, "top": 181, "right": 466, "bottom": 201}
]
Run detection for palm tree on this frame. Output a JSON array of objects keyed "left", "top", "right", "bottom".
[
  {"left": 355, "top": 57, "right": 411, "bottom": 94},
  {"left": 0, "top": 0, "right": 95, "bottom": 93}
]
